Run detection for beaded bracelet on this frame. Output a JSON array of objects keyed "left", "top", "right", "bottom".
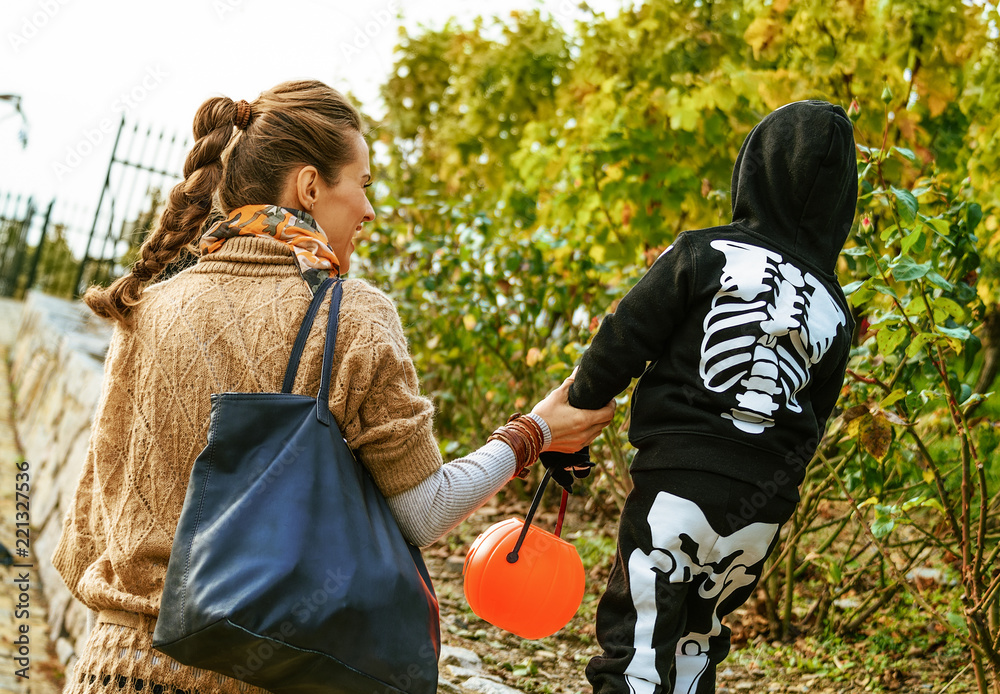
[{"left": 487, "top": 413, "right": 545, "bottom": 479}]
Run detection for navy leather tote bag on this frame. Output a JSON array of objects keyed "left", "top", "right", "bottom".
[{"left": 153, "top": 278, "right": 440, "bottom": 694}]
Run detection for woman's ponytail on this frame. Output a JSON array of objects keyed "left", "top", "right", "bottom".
[
  {"left": 84, "top": 80, "right": 363, "bottom": 325},
  {"left": 82, "top": 96, "right": 242, "bottom": 323}
]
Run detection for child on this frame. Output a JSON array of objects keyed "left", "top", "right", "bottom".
[{"left": 568, "top": 100, "right": 857, "bottom": 694}]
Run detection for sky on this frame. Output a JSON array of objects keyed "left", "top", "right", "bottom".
[{"left": 0, "top": 0, "right": 623, "bottom": 211}]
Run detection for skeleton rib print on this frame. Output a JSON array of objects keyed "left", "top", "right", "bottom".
[{"left": 698, "top": 240, "right": 846, "bottom": 435}]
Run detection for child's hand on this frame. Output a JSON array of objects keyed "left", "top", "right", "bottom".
[
  {"left": 540, "top": 447, "right": 594, "bottom": 494},
  {"left": 529, "top": 372, "right": 615, "bottom": 454}
]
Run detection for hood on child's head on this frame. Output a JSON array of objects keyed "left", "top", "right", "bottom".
[{"left": 730, "top": 100, "right": 858, "bottom": 276}]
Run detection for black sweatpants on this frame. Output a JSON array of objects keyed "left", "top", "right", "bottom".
[{"left": 586, "top": 469, "right": 797, "bottom": 694}]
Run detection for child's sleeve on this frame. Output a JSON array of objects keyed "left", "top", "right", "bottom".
[
  {"left": 569, "top": 237, "right": 695, "bottom": 410},
  {"left": 810, "top": 339, "right": 852, "bottom": 433}
]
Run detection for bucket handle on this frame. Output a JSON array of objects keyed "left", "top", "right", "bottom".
[{"left": 506, "top": 468, "right": 570, "bottom": 563}]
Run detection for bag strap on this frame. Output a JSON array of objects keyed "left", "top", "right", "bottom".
[
  {"left": 281, "top": 278, "right": 336, "bottom": 394},
  {"left": 315, "top": 279, "right": 344, "bottom": 426}
]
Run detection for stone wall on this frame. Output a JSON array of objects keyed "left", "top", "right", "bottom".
[
  {"left": 0, "top": 298, "right": 24, "bottom": 347},
  {"left": 7, "top": 291, "right": 114, "bottom": 662}
]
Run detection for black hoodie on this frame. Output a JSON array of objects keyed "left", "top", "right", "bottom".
[{"left": 569, "top": 101, "right": 857, "bottom": 500}]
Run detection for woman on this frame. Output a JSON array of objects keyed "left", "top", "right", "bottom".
[{"left": 53, "top": 80, "right": 614, "bottom": 694}]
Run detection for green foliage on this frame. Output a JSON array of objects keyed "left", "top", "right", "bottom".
[
  {"left": 357, "top": 1, "right": 1000, "bottom": 688},
  {"left": 364, "top": 0, "right": 1000, "bottom": 448},
  {"left": 815, "top": 101, "right": 999, "bottom": 686}
]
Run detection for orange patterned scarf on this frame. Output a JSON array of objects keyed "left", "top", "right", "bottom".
[{"left": 201, "top": 205, "right": 339, "bottom": 293}]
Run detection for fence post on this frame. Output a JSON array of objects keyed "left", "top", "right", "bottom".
[
  {"left": 0, "top": 193, "right": 22, "bottom": 280},
  {"left": 23, "top": 198, "right": 55, "bottom": 298},
  {"left": 3, "top": 199, "right": 35, "bottom": 298},
  {"left": 74, "top": 114, "right": 125, "bottom": 297}
]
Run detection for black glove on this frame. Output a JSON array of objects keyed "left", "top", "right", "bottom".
[{"left": 539, "top": 447, "right": 595, "bottom": 494}]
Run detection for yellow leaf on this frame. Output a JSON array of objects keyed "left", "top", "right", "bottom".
[
  {"left": 669, "top": 99, "right": 699, "bottom": 131},
  {"left": 526, "top": 347, "right": 542, "bottom": 367},
  {"left": 463, "top": 314, "right": 476, "bottom": 331},
  {"left": 923, "top": 468, "right": 935, "bottom": 485},
  {"left": 602, "top": 163, "right": 624, "bottom": 185},
  {"left": 744, "top": 17, "right": 778, "bottom": 59},
  {"left": 847, "top": 412, "right": 871, "bottom": 438},
  {"left": 843, "top": 405, "right": 872, "bottom": 436}
]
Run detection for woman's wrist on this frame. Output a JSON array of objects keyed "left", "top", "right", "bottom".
[
  {"left": 525, "top": 413, "right": 552, "bottom": 450},
  {"left": 487, "top": 413, "right": 547, "bottom": 479}
]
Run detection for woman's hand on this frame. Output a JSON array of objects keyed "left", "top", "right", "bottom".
[{"left": 530, "top": 370, "right": 615, "bottom": 453}]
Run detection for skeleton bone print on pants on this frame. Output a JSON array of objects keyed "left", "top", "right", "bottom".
[
  {"left": 698, "top": 240, "right": 846, "bottom": 434},
  {"left": 624, "top": 492, "right": 779, "bottom": 694}
]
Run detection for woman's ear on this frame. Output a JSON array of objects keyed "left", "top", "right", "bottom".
[{"left": 294, "top": 165, "right": 322, "bottom": 210}]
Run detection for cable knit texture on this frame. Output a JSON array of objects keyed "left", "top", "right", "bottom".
[{"left": 52, "top": 235, "right": 443, "bottom": 694}]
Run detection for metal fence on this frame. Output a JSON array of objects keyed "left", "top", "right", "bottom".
[
  {"left": 0, "top": 117, "right": 189, "bottom": 300},
  {"left": 0, "top": 195, "right": 91, "bottom": 298}
]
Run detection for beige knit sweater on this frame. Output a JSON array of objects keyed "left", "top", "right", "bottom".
[{"left": 52, "top": 235, "right": 443, "bottom": 694}]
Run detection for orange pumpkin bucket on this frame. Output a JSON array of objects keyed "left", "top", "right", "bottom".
[{"left": 463, "top": 469, "right": 586, "bottom": 639}]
